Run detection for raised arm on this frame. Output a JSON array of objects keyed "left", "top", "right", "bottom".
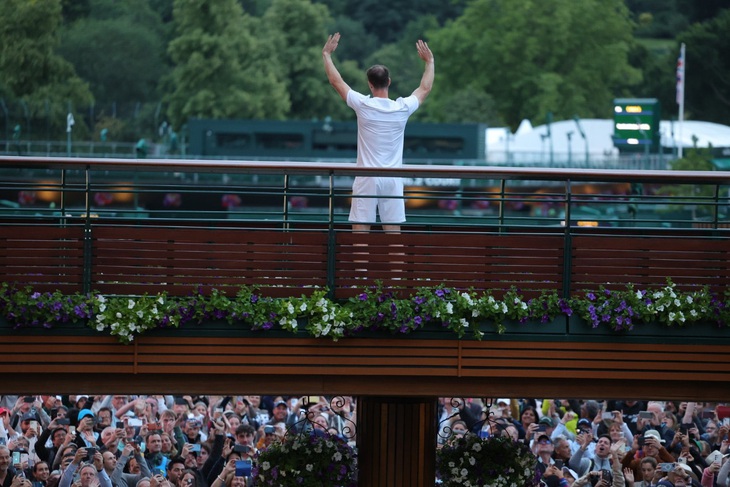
[
  {"left": 322, "top": 33, "right": 351, "bottom": 101},
  {"left": 411, "top": 39, "right": 434, "bottom": 105}
]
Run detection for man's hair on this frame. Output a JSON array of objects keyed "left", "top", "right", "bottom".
[
  {"left": 235, "top": 424, "right": 255, "bottom": 436},
  {"left": 167, "top": 457, "right": 186, "bottom": 471},
  {"left": 145, "top": 431, "right": 161, "bottom": 442},
  {"left": 366, "top": 65, "right": 390, "bottom": 89},
  {"left": 640, "top": 457, "right": 658, "bottom": 468}
]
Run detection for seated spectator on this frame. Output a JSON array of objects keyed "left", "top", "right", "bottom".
[
  {"left": 623, "top": 457, "right": 659, "bottom": 487},
  {"left": 59, "top": 448, "right": 111, "bottom": 487},
  {"left": 0, "top": 445, "right": 19, "bottom": 487},
  {"left": 72, "top": 410, "right": 99, "bottom": 449},
  {"left": 166, "top": 457, "right": 186, "bottom": 487},
  {"left": 233, "top": 426, "right": 254, "bottom": 449},
  {"left": 144, "top": 433, "right": 168, "bottom": 473},
  {"left": 656, "top": 463, "right": 695, "bottom": 487},
  {"left": 31, "top": 461, "right": 50, "bottom": 486},
  {"left": 541, "top": 465, "right": 571, "bottom": 487},
  {"left": 553, "top": 436, "right": 573, "bottom": 465},
  {"left": 107, "top": 443, "right": 151, "bottom": 487},
  {"left": 34, "top": 422, "right": 67, "bottom": 467},
  {"left": 535, "top": 434, "right": 557, "bottom": 479},
  {"left": 571, "top": 434, "right": 614, "bottom": 476},
  {"left": 622, "top": 430, "right": 675, "bottom": 480}
]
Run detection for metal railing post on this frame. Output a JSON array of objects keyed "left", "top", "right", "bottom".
[
  {"left": 562, "top": 179, "right": 573, "bottom": 300},
  {"left": 326, "top": 171, "right": 336, "bottom": 298}
]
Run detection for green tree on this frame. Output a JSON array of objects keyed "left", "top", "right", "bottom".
[
  {"left": 262, "top": 0, "right": 346, "bottom": 120},
  {"left": 59, "top": 17, "right": 167, "bottom": 106},
  {"left": 429, "top": 0, "right": 641, "bottom": 128},
  {"left": 677, "top": 9, "right": 730, "bottom": 125},
  {"left": 165, "top": 0, "right": 289, "bottom": 128},
  {"left": 0, "top": 0, "right": 93, "bottom": 136},
  {"left": 340, "top": 0, "right": 465, "bottom": 45}
]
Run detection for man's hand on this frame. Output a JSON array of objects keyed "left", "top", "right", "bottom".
[
  {"left": 73, "top": 448, "right": 87, "bottom": 465},
  {"left": 323, "top": 33, "right": 340, "bottom": 57},
  {"left": 623, "top": 468, "right": 635, "bottom": 485},
  {"left": 93, "top": 451, "right": 103, "bottom": 471},
  {"left": 416, "top": 39, "right": 433, "bottom": 64}
]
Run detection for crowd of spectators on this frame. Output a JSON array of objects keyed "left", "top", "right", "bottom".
[
  {"left": 0, "top": 395, "right": 354, "bottom": 487},
  {"left": 438, "top": 398, "right": 730, "bottom": 487},
  {"left": 1, "top": 395, "right": 728, "bottom": 487}
]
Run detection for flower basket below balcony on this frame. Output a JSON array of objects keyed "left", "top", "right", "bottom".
[{"left": 436, "top": 434, "right": 535, "bottom": 487}]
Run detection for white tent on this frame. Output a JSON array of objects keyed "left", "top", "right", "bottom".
[{"left": 485, "top": 119, "right": 730, "bottom": 167}]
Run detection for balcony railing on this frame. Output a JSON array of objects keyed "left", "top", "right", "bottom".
[{"left": 1, "top": 155, "right": 729, "bottom": 299}]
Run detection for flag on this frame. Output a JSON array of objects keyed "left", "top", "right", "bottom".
[{"left": 676, "top": 43, "right": 685, "bottom": 105}]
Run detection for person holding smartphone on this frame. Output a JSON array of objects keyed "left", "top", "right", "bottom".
[{"left": 59, "top": 448, "right": 111, "bottom": 487}]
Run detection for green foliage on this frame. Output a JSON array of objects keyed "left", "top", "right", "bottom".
[
  {"left": 340, "top": 0, "right": 465, "bottom": 45},
  {"left": 436, "top": 434, "right": 535, "bottom": 486},
  {"left": 261, "top": 0, "right": 338, "bottom": 120},
  {"left": 1, "top": 281, "right": 729, "bottom": 344},
  {"left": 165, "top": 0, "right": 289, "bottom": 129},
  {"left": 254, "top": 431, "right": 357, "bottom": 486},
  {"left": 678, "top": 9, "right": 730, "bottom": 125},
  {"left": 658, "top": 148, "right": 718, "bottom": 217},
  {"left": 59, "top": 17, "right": 167, "bottom": 105},
  {"left": 0, "top": 0, "right": 93, "bottom": 134},
  {"left": 570, "top": 279, "right": 727, "bottom": 331},
  {"left": 429, "top": 0, "right": 641, "bottom": 128},
  {"left": 361, "top": 15, "right": 439, "bottom": 106}
]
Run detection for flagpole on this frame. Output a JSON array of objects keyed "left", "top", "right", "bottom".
[{"left": 677, "top": 43, "right": 686, "bottom": 159}]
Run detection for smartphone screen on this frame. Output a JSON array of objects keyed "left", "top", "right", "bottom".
[{"left": 12, "top": 451, "right": 21, "bottom": 465}]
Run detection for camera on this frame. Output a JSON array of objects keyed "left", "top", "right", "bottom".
[{"left": 590, "top": 470, "right": 613, "bottom": 486}]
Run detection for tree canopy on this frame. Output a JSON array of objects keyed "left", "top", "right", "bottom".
[
  {"left": 165, "top": 0, "right": 290, "bottom": 128},
  {"left": 0, "top": 0, "right": 92, "bottom": 124},
  {"left": 2, "top": 0, "right": 730, "bottom": 141},
  {"left": 428, "top": 0, "right": 641, "bottom": 128}
]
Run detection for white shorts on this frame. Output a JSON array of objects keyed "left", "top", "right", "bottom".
[{"left": 349, "top": 176, "right": 405, "bottom": 224}]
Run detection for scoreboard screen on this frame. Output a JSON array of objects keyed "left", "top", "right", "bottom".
[{"left": 612, "top": 98, "right": 661, "bottom": 153}]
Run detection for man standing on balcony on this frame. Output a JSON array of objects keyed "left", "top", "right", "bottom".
[{"left": 322, "top": 33, "right": 434, "bottom": 233}]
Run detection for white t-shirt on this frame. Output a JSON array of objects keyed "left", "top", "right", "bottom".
[{"left": 346, "top": 90, "right": 419, "bottom": 169}]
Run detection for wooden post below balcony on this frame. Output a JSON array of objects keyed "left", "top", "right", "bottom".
[{"left": 357, "top": 396, "right": 437, "bottom": 487}]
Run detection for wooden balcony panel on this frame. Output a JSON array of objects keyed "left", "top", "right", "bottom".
[
  {"left": 333, "top": 233, "right": 564, "bottom": 298},
  {"left": 459, "top": 341, "right": 730, "bottom": 382},
  {"left": 0, "top": 226, "right": 86, "bottom": 293},
  {"left": 571, "top": 236, "right": 730, "bottom": 292},
  {"left": 0, "top": 336, "right": 135, "bottom": 375},
  {"left": 133, "top": 337, "right": 459, "bottom": 376},
  {"left": 90, "top": 227, "right": 329, "bottom": 295}
]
